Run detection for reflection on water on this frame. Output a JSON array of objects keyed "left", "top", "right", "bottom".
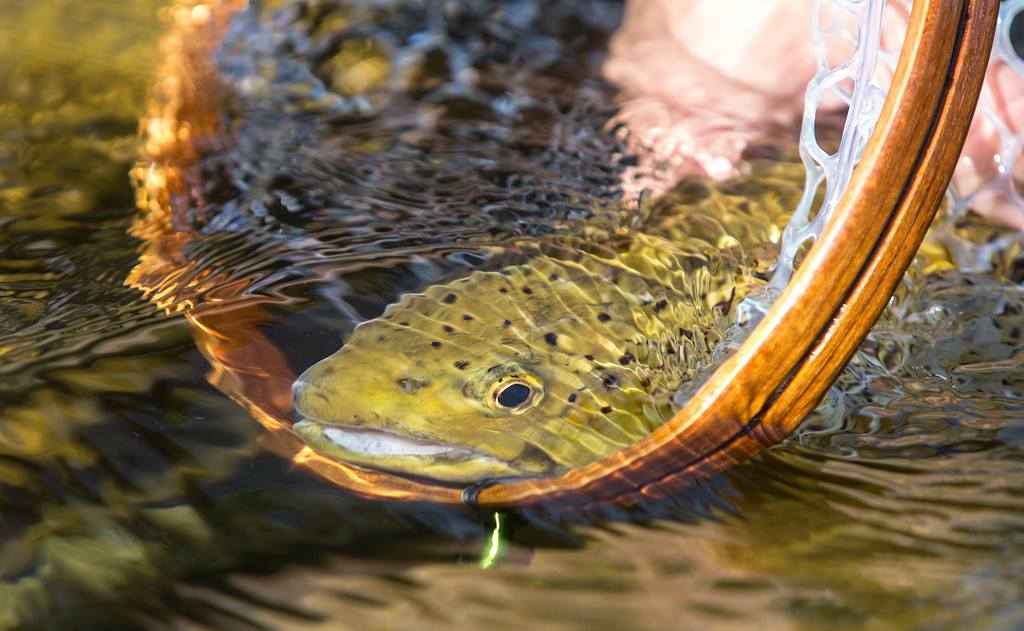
[{"left": 0, "top": 1, "right": 1022, "bottom": 629}]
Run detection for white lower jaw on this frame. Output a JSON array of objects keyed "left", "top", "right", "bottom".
[
  {"left": 292, "top": 420, "right": 525, "bottom": 482},
  {"left": 320, "top": 425, "right": 475, "bottom": 459}
]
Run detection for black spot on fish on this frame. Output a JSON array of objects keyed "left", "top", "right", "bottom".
[
  {"left": 618, "top": 353, "right": 634, "bottom": 365},
  {"left": 443, "top": 293, "right": 457, "bottom": 304},
  {"left": 523, "top": 286, "right": 533, "bottom": 295},
  {"left": 603, "top": 374, "right": 618, "bottom": 389},
  {"left": 502, "top": 319, "right": 512, "bottom": 328},
  {"left": 549, "top": 273, "right": 559, "bottom": 281},
  {"left": 463, "top": 315, "right": 473, "bottom": 321},
  {"left": 640, "top": 378, "right": 651, "bottom": 388},
  {"left": 584, "top": 354, "right": 594, "bottom": 361},
  {"left": 597, "top": 312, "right": 611, "bottom": 322},
  {"left": 544, "top": 332, "right": 557, "bottom": 346},
  {"left": 568, "top": 393, "right": 577, "bottom": 403},
  {"left": 1011, "top": 327, "right": 1021, "bottom": 340},
  {"left": 443, "top": 325, "right": 454, "bottom": 334},
  {"left": 431, "top": 341, "right": 442, "bottom": 348},
  {"left": 654, "top": 299, "right": 668, "bottom": 312},
  {"left": 454, "top": 360, "right": 469, "bottom": 370},
  {"left": 601, "top": 406, "right": 613, "bottom": 414},
  {"left": 499, "top": 287, "right": 508, "bottom": 294}
]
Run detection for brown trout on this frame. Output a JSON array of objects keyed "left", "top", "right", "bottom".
[{"left": 292, "top": 163, "right": 803, "bottom": 482}]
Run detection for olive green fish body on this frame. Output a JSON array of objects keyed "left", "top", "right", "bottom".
[{"left": 293, "top": 164, "right": 804, "bottom": 482}]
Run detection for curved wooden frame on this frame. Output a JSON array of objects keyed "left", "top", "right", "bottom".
[
  {"left": 474, "top": 0, "right": 998, "bottom": 508},
  {"left": 169, "top": 0, "right": 998, "bottom": 511}
]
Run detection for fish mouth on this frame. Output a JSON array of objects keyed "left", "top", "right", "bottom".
[
  {"left": 296, "top": 420, "right": 480, "bottom": 459},
  {"left": 292, "top": 419, "right": 527, "bottom": 483}
]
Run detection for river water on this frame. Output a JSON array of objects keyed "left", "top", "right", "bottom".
[{"left": 1, "top": 1, "right": 1022, "bottom": 629}]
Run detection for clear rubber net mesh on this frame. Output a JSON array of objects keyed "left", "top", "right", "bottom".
[
  {"left": 941, "top": 0, "right": 1024, "bottom": 269},
  {"left": 752, "top": 0, "right": 1024, "bottom": 317}
]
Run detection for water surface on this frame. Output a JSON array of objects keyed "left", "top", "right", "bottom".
[{"left": 1, "top": 2, "right": 1022, "bottom": 630}]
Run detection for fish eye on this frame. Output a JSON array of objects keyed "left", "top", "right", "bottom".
[
  {"left": 478, "top": 364, "right": 542, "bottom": 413},
  {"left": 495, "top": 382, "right": 533, "bottom": 408}
]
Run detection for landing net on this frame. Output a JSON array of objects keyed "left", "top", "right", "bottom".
[{"left": 755, "top": 0, "right": 1024, "bottom": 317}]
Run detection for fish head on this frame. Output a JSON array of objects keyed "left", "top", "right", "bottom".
[{"left": 292, "top": 266, "right": 671, "bottom": 483}]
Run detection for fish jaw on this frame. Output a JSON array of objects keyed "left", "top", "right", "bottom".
[
  {"left": 290, "top": 344, "right": 559, "bottom": 482},
  {"left": 292, "top": 419, "right": 538, "bottom": 483}
]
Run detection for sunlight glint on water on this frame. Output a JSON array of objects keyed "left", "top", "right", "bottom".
[{"left": 0, "top": 1, "right": 1021, "bottom": 629}]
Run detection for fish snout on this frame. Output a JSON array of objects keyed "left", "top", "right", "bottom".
[
  {"left": 291, "top": 373, "right": 310, "bottom": 413},
  {"left": 292, "top": 358, "right": 340, "bottom": 419}
]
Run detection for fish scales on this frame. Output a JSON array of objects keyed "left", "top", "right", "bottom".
[{"left": 292, "top": 163, "right": 806, "bottom": 482}]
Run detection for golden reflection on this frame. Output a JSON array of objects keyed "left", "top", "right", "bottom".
[
  {"left": 127, "top": 0, "right": 247, "bottom": 311},
  {"left": 185, "top": 297, "right": 467, "bottom": 503},
  {"left": 126, "top": 0, "right": 472, "bottom": 503},
  {"left": 122, "top": 1, "right": 404, "bottom": 498}
]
